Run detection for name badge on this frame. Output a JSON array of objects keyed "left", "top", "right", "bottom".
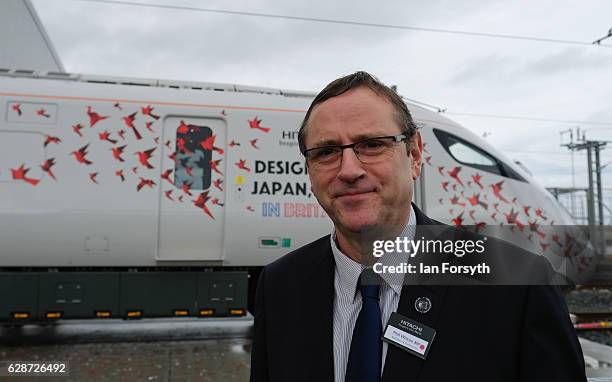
[{"left": 382, "top": 312, "right": 436, "bottom": 359}]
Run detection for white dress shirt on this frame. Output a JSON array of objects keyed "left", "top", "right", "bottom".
[{"left": 331, "top": 205, "right": 416, "bottom": 382}]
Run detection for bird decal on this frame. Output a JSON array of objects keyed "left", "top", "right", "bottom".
[
  {"left": 37, "top": 108, "right": 51, "bottom": 118},
  {"left": 87, "top": 106, "right": 109, "bottom": 127},
  {"left": 111, "top": 145, "right": 127, "bottom": 162},
  {"left": 164, "top": 190, "right": 174, "bottom": 201},
  {"left": 11, "top": 103, "right": 22, "bottom": 116},
  {"left": 44, "top": 135, "right": 61, "bottom": 147},
  {"left": 71, "top": 144, "right": 93, "bottom": 165},
  {"left": 210, "top": 159, "right": 223, "bottom": 175},
  {"left": 471, "top": 173, "right": 484, "bottom": 189},
  {"left": 122, "top": 112, "right": 142, "bottom": 140},
  {"left": 136, "top": 147, "right": 156, "bottom": 169},
  {"left": 193, "top": 191, "right": 215, "bottom": 219},
  {"left": 99, "top": 130, "right": 118, "bottom": 144},
  {"left": 181, "top": 181, "right": 193, "bottom": 196},
  {"left": 248, "top": 117, "right": 271, "bottom": 133},
  {"left": 40, "top": 158, "right": 57, "bottom": 180},
  {"left": 490, "top": 181, "right": 510, "bottom": 204},
  {"left": 136, "top": 177, "right": 156, "bottom": 191},
  {"left": 447, "top": 166, "right": 464, "bottom": 187},
  {"left": 11, "top": 164, "right": 40, "bottom": 186},
  {"left": 145, "top": 121, "right": 155, "bottom": 133},
  {"left": 235, "top": 159, "right": 251, "bottom": 172},
  {"left": 213, "top": 179, "right": 223, "bottom": 191},
  {"left": 250, "top": 139, "right": 259, "bottom": 149},
  {"left": 72, "top": 123, "right": 85, "bottom": 137},
  {"left": 115, "top": 169, "right": 125, "bottom": 182},
  {"left": 200, "top": 135, "right": 224, "bottom": 154},
  {"left": 161, "top": 169, "right": 173, "bottom": 185},
  {"left": 141, "top": 105, "right": 160, "bottom": 120},
  {"left": 89, "top": 172, "right": 99, "bottom": 184},
  {"left": 229, "top": 140, "right": 240, "bottom": 147}
]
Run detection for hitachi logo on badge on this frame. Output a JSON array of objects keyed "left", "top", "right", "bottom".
[{"left": 400, "top": 319, "right": 423, "bottom": 333}]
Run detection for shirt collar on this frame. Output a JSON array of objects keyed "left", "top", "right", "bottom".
[{"left": 330, "top": 204, "right": 416, "bottom": 300}]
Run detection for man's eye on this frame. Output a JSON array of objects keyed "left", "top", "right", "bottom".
[
  {"left": 360, "top": 139, "right": 387, "bottom": 150},
  {"left": 314, "top": 147, "right": 337, "bottom": 158}
]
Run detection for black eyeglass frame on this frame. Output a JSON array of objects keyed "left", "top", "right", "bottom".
[{"left": 302, "top": 133, "right": 409, "bottom": 164}]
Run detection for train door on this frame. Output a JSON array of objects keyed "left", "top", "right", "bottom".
[{"left": 158, "top": 117, "right": 227, "bottom": 261}]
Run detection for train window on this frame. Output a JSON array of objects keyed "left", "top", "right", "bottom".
[
  {"left": 433, "top": 128, "right": 527, "bottom": 182},
  {"left": 174, "top": 124, "right": 212, "bottom": 190}
]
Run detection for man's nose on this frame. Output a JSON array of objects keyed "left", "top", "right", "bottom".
[{"left": 336, "top": 147, "right": 366, "bottom": 183}]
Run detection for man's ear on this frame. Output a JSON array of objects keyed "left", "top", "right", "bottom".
[{"left": 409, "top": 131, "right": 423, "bottom": 180}]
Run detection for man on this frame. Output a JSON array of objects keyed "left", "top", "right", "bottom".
[{"left": 250, "top": 71, "right": 586, "bottom": 382}]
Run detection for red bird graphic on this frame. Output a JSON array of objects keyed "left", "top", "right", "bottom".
[
  {"left": 449, "top": 195, "right": 466, "bottom": 207},
  {"left": 467, "top": 193, "right": 488, "bottom": 210},
  {"left": 154, "top": 137, "right": 159, "bottom": 144},
  {"left": 111, "top": 145, "right": 127, "bottom": 162},
  {"left": 246, "top": 205, "right": 255, "bottom": 212},
  {"left": 441, "top": 181, "right": 449, "bottom": 192},
  {"left": 471, "top": 173, "right": 484, "bottom": 189},
  {"left": 71, "top": 144, "right": 93, "bottom": 165},
  {"left": 437, "top": 166, "right": 445, "bottom": 176},
  {"left": 438, "top": 198, "right": 444, "bottom": 205},
  {"left": 11, "top": 164, "right": 40, "bottom": 186},
  {"left": 185, "top": 166, "right": 193, "bottom": 177},
  {"left": 168, "top": 152, "right": 177, "bottom": 163},
  {"left": 44, "top": 135, "right": 61, "bottom": 147},
  {"left": 161, "top": 169, "right": 173, "bottom": 184},
  {"left": 118, "top": 129, "right": 126, "bottom": 140},
  {"left": 40, "top": 158, "right": 57, "bottom": 180},
  {"left": 89, "top": 172, "right": 99, "bottom": 184},
  {"left": 87, "top": 106, "right": 109, "bottom": 127},
  {"left": 511, "top": 196, "right": 518, "bottom": 205},
  {"left": 114, "top": 102, "right": 123, "bottom": 110},
  {"left": 447, "top": 166, "right": 464, "bottom": 187},
  {"left": 210, "top": 159, "right": 223, "bottom": 175},
  {"left": 249, "top": 117, "right": 270, "bottom": 133},
  {"left": 137, "top": 177, "right": 156, "bottom": 191},
  {"left": 490, "top": 181, "right": 510, "bottom": 204},
  {"left": 475, "top": 222, "right": 486, "bottom": 233},
  {"left": 552, "top": 234, "right": 562, "bottom": 247},
  {"left": 504, "top": 208, "right": 524, "bottom": 231},
  {"left": 451, "top": 212, "right": 464, "bottom": 227},
  {"left": 136, "top": 147, "right": 156, "bottom": 169},
  {"left": 523, "top": 205, "right": 531, "bottom": 217},
  {"left": 72, "top": 123, "right": 84, "bottom": 137},
  {"left": 425, "top": 156, "right": 432, "bottom": 166},
  {"left": 141, "top": 105, "right": 160, "bottom": 120},
  {"left": 99, "top": 130, "right": 118, "bottom": 144},
  {"left": 213, "top": 178, "right": 223, "bottom": 191},
  {"left": 164, "top": 190, "right": 174, "bottom": 201},
  {"left": 165, "top": 139, "right": 172, "bottom": 149},
  {"left": 177, "top": 137, "right": 193, "bottom": 155},
  {"left": 37, "top": 108, "right": 51, "bottom": 118},
  {"left": 212, "top": 197, "right": 224, "bottom": 206},
  {"left": 422, "top": 142, "right": 429, "bottom": 153},
  {"left": 122, "top": 112, "right": 142, "bottom": 140},
  {"left": 535, "top": 208, "right": 548, "bottom": 220},
  {"left": 528, "top": 221, "right": 546, "bottom": 239},
  {"left": 248, "top": 117, "right": 271, "bottom": 133},
  {"left": 132, "top": 166, "right": 139, "bottom": 174},
  {"left": 235, "top": 159, "right": 251, "bottom": 172},
  {"left": 145, "top": 121, "right": 154, "bottom": 133},
  {"left": 250, "top": 139, "right": 259, "bottom": 149},
  {"left": 177, "top": 120, "right": 190, "bottom": 134},
  {"left": 200, "top": 135, "right": 224, "bottom": 154},
  {"left": 181, "top": 181, "right": 193, "bottom": 196},
  {"left": 490, "top": 212, "right": 498, "bottom": 222},
  {"left": 12, "top": 103, "right": 22, "bottom": 116},
  {"left": 221, "top": 110, "right": 227, "bottom": 116},
  {"left": 178, "top": 195, "right": 184, "bottom": 203},
  {"left": 115, "top": 169, "right": 125, "bottom": 182},
  {"left": 468, "top": 210, "right": 476, "bottom": 220},
  {"left": 229, "top": 140, "right": 240, "bottom": 147},
  {"left": 193, "top": 191, "right": 215, "bottom": 219}
]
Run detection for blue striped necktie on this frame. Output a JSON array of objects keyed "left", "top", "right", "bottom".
[{"left": 345, "top": 270, "right": 382, "bottom": 382}]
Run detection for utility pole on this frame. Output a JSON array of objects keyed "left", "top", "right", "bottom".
[{"left": 561, "top": 127, "right": 607, "bottom": 256}]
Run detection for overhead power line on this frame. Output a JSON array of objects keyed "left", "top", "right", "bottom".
[{"left": 76, "top": 0, "right": 611, "bottom": 48}]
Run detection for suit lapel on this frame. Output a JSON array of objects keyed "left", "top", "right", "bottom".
[
  {"left": 296, "top": 236, "right": 336, "bottom": 381},
  {"left": 381, "top": 204, "right": 450, "bottom": 382}
]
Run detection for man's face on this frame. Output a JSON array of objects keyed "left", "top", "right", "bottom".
[{"left": 305, "top": 87, "right": 423, "bottom": 237}]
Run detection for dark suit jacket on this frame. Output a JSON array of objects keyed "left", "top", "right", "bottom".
[{"left": 250, "top": 204, "right": 586, "bottom": 382}]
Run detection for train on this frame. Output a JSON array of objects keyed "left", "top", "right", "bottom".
[{"left": 0, "top": 69, "right": 596, "bottom": 323}]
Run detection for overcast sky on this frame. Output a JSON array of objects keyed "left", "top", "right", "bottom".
[{"left": 31, "top": 0, "right": 612, "bottom": 189}]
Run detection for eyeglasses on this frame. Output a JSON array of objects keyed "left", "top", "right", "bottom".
[{"left": 303, "top": 134, "right": 408, "bottom": 169}]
